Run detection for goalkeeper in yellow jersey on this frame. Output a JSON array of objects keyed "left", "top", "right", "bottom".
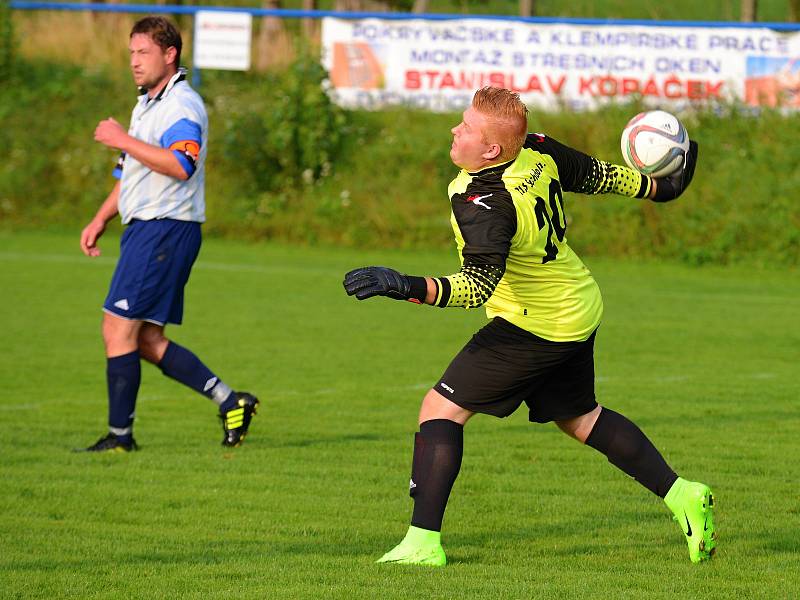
[{"left": 343, "top": 87, "right": 715, "bottom": 566}]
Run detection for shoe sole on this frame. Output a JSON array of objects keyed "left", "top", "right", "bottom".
[
  {"left": 75, "top": 447, "right": 136, "bottom": 453},
  {"left": 376, "top": 546, "right": 446, "bottom": 567},
  {"left": 693, "top": 490, "right": 717, "bottom": 562},
  {"left": 377, "top": 555, "right": 446, "bottom": 567},
  {"left": 377, "top": 559, "right": 445, "bottom": 567},
  {"left": 700, "top": 492, "right": 717, "bottom": 558}
]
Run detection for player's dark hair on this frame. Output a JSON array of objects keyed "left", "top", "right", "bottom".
[{"left": 130, "top": 16, "right": 182, "bottom": 65}]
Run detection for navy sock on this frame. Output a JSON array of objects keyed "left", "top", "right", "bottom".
[
  {"left": 410, "top": 419, "right": 464, "bottom": 532},
  {"left": 107, "top": 350, "right": 141, "bottom": 441},
  {"left": 157, "top": 342, "right": 234, "bottom": 408},
  {"left": 585, "top": 407, "right": 678, "bottom": 498}
]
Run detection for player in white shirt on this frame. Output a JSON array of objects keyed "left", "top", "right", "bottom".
[{"left": 79, "top": 16, "right": 258, "bottom": 452}]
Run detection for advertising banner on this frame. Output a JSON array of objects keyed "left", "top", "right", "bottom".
[
  {"left": 194, "top": 11, "right": 253, "bottom": 71},
  {"left": 321, "top": 17, "right": 800, "bottom": 112}
]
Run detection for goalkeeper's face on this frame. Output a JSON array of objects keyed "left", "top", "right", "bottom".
[{"left": 450, "top": 107, "right": 500, "bottom": 171}]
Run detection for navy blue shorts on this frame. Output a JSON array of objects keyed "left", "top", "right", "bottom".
[{"left": 103, "top": 219, "right": 201, "bottom": 325}]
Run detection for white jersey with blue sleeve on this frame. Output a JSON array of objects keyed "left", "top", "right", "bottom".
[{"left": 114, "top": 69, "right": 208, "bottom": 224}]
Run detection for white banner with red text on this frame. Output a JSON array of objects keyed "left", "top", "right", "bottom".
[{"left": 321, "top": 17, "right": 800, "bottom": 112}]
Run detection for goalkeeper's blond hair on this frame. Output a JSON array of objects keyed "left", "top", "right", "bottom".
[{"left": 472, "top": 87, "right": 529, "bottom": 162}]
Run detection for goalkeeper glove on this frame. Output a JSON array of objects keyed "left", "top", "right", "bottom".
[
  {"left": 343, "top": 266, "right": 427, "bottom": 303},
  {"left": 652, "top": 140, "right": 698, "bottom": 202}
]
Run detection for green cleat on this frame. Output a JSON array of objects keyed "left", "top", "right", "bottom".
[
  {"left": 664, "top": 478, "right": 717, "bottom": 563},
  {"left": 376, "top": 526, "right": 447, "bottom": 567}
]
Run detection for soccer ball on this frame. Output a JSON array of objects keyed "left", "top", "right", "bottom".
[{"left": 620, "top": 110, "right": 690, "bottom": 178}]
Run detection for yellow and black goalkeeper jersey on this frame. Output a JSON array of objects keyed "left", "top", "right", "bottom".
[{"left": 430, "top": 133, "right": 652, "bottom": 342}]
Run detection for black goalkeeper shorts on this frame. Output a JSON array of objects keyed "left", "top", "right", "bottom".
[{"left": 434, "top": 317, "right": 598, "bottom": 423}]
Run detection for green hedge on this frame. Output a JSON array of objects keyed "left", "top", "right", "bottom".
[
  {"left": 1, "top": 59, "right": 798, "bottom": 265},
  {"left": 0, "top": 0, "right": 13, "bottom": 84}
]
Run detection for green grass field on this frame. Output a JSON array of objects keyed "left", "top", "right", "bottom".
[{"left": 1, "top": 230, "right": 798, "bottom": 599}]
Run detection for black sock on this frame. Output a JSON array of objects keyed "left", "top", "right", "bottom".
[
  {"left": 409, "top": 419, "right": 464, "bottom": 532},
  {"left": 106, "top": 350, "right": 140, "bottom": 442},
  {"left": 585, "top": 407, "right": 678, "bottom": 498}
]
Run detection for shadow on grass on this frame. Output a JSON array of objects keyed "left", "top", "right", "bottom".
[
  {"left": 252, "top": 432, "right": 384, "bottom": 449},
  {"left": 4, "top": 515, "right": 681, "bottom": 574},
  {"left": 760, "top": 533, "right": 800, "bottom": 554}
]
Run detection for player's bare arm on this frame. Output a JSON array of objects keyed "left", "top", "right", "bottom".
[
  {"left": 80, "top": 181, "right": 120, "bottom": 257},
  {"left": 94, "top": 117, "right": 189, "bottom": 180}
]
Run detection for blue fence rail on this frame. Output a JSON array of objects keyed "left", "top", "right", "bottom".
[{"left": 9, "top": 1, "right": 800, "bottom": 30}]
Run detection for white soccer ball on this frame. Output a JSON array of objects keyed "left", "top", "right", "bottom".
[{"left": 620, "top": 110, "right": 690, "bottom": 178}]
